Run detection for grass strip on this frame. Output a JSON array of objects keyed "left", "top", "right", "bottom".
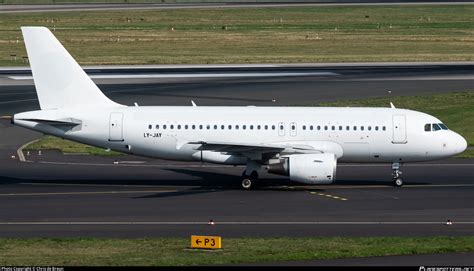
[
  {"left": 0, "top": 236, "right": 473, "bottom": 266},
  {"left": 25, "top": 135, "right": 123, "bottom": 156},
  {"left": 1, "top": 5, "right": 473, "bottom": 66}
]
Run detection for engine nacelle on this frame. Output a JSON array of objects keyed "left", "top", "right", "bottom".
[{"left": 267, "top": 153, "right": 337, "bottom": 184}]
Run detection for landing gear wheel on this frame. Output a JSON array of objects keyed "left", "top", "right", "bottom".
[
  {"left": 391, "top": 162, "right": 404, "bottom": 188},
  {"left": 392, "top": 177, "right": 403, "bottom": 187},
  {"left": 242, "top": 178, "right": 252, "bottom": 190},
  {"left": 241, "top": 170, "right": 258, "bottom": 190}
]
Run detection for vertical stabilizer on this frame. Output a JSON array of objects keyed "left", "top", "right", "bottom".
[{"left": 21, "top": 27, "right": 122, "bottom": 110}]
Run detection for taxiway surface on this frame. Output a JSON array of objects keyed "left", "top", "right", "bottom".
[{"left": 0, "top": 64, "right": 473, "bottom": 238}]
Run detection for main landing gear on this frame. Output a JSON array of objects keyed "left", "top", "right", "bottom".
[
  {"left": 241, "top": 160, "right": 260, "bottom": 190},
  {"left": 392, "top": 162, "right": 403, "bottom": 187},
  {"left": 242, "top": 170, "right": 258, "bottom": 190}
]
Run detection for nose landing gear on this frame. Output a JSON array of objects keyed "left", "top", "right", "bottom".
[{"left": 392, "top": 162, "right": 403, "bottom": 187}]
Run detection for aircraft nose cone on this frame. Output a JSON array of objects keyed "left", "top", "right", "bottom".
[{"left": 454, "top": 132, "right": 467, "bottom": 155}]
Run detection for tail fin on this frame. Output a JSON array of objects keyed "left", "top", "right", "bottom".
[{"left": 21, "top": 26, "right": 122, "bottom": 110}]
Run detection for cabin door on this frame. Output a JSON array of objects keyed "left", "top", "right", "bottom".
[
  {"left": 109, "top": 112, "right": 124, "bottom": 142},
  {"left": 392, "top": 115, "right": 407, "bottom": 144}
]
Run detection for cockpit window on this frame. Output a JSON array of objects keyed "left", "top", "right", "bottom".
[
  {"left": 438, "top": 123, "right": 448, "bottom": 130},
  {"left": 425, "top": 123, "right": 448, "bottom": 132},
  {"left": 432, "top": 123, "right": 441, "bottom": 131}
]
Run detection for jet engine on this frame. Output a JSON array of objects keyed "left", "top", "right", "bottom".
[{"left": 267, "top": 153, "right": 337, "bottom": 184}]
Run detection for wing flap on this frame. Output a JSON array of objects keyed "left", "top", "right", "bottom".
[{"left": 188, "top": 141, "right": 285, "bottom": 153}]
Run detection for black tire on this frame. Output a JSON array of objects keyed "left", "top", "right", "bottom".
[
  {"left": 392, "top": 177, "right": 403, "bottom": 187},
  {"left": 242, "top": 178, "right": 252, "bottom": 190}
]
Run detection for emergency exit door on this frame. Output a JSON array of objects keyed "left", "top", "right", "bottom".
[{"left": 278, "top": 122, "right": 285, "bottom": 137}]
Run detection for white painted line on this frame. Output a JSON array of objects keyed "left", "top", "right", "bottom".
[
  {"left": 0, "top": 92, "right": 35, "bottom": 96},
  {"left": 35, "top": 160, "right": 474, "bottom": 169},
  {"left": 343, "top": 76, "right": 474, "bottom": 81},
  {"left": 296, "top": 184, "right": 474, "bottom": 189},
  {"left": 0, "top": 221, "right": 472, "bottom": 225},
  {"left": 38, "top": 161, "right": 234, "bottom": 168},
  {"left": 8, "top": 72, "right": 339, "bottom": 80},
  {"left": 0, "top": 190, "right": 177, "bottom": 197},
  {"left": 16, "top": 138, "right": 41, "bottom": 162},
  {"left": 339, "top": 164, "right": 474, "bottom": 167},
  {"left": 0, "top": 98, "right": 37, "bottom": 104},
  {"left": 2, "top": 62, "right": 474, "bottom": 70},
  {"left": 19, "top": 182, "right": 170, "bottom": 188}
]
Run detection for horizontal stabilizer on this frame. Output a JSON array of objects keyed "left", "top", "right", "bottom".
[{"left": 17, "top": 117, "right": 82, "bottom": 127}]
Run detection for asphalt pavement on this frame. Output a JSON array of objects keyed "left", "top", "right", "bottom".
[{"left": 0, "top": 64, "right": 473, "bottom": 265}]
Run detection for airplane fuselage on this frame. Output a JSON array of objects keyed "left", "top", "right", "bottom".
[{"left": 14, "top": 106, "right": 466, "bottom": 165}]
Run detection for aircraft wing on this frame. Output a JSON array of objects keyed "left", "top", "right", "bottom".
[
  {"left": 188, "top": 141, "right": 286, "bottom": 153},
  {"left": 187, "top": 141, "right": 330, "bottom": 162}
]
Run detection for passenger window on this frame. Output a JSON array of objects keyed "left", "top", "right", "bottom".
[
  {"left": 292, "top": 125, "right": 296, "bottom": 130},
  {"left": 265, "top": 125, "right": 268, "bottom": 130},
  {"left": 243, "top": 125, "right": 247, "bottom": 130},
  {"left": 228, "top": 125, "right": 232, "bottom": 130},
  {"left": 199, "top": 125, "right": 203, "bottom": 130},
  {"left": 324, "top": 126, "right": 328, "bottom": 131},
  {"left": 382, "top": 126, "right": 386, "bottom": 131},
  {"left": 432, "top": 123, "right": 441, "bottom": 131},
  {"left": 353, "top": 126, "right": 357, "bottom": 131},
  {"left": 375, "top": 126, "right": 379, "bottom": 131},
  {"left": 250, "top": 125, "right": 254, "bottom": 130},
  {"left": 346, "top": 126, "right": 350, "bottom": 131},
  {"left": 280, "top": 125, "right": 284, "bottom": 130},
  {"left": 331, "top": 126, "right": 335, "bottom": 131},
  {"left": 163, "top": 125, "right": 167, "bottom": 129},
  {"left": 310, "top": 125, "right": 313, "bottom": 130},
  {"left": 148, "top": 125, "right": 152, "bottom": 129},
  {"left": 303, "top": 125, "right": 306, "bottom": 130},
  {"left": 257, "top": 125, "right": 261, "bottom": 130},
  {"left": 155, "top": 125, "right": 159, "bottom": 129},
  {"left": 272, "top": 125, "right": 275, "bottom": 130},
  {"left": 339, "top": 126, "right": 342, "bottom": 131},
  {"left": 317, "top": 126, "right": 321, "bottom": 130},
  {"left": 221, "top": 125, "right": 225, "bottom": 130},
  {"left": 185, "top": 125, "right": 188, "bottom": 129},
  {"left": 236, "top": 125, "right": 239, "bottom": 130},
  {"left": 368, "top": 126, "right": 372, "bottom": 131},
  {"left": 192, "top": 125, "right": 195, "bottom": 130},
  {"left": 424, "top": 124, "right": 431, "bottom": 132},
  {"left": 206, "top": 125, "right": 210, "bottom": 130},
  {"left": 214, "top": 125, "right": 217, "bottom": 130},
  {"left": 170, "top": 125, "right": 174, "bottom": 130},
  {"left": 361, "top": 126, "right": 364, "bottom": 131},
  {"left": 177, "top": 125, "right": 181, "bottom": 130}
]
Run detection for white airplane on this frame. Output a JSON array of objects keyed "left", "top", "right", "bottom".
[{"left": 13, "top": 27, "right": 467, "bottom": 189}]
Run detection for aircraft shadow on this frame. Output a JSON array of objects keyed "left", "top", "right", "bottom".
[{"left": 0, "top": 167, "right": 432, "bottom": 200}]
